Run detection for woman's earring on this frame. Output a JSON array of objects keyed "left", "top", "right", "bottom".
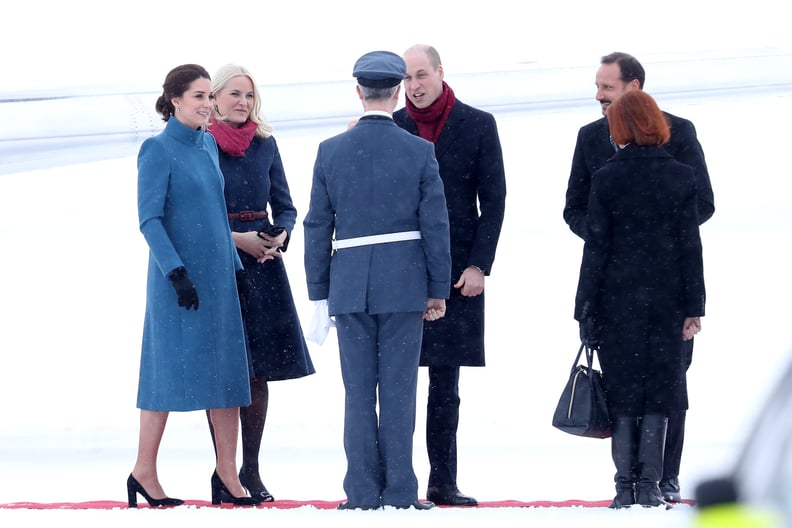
[{"left": 175, "top": 107, "right": 180, "bottom": 113}]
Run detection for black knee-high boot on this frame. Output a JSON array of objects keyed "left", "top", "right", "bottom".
[
  {"left": 609, "top": 416, "right": 639, "bottom": 509},
  {"left": 636, "top": 414, "right": 671, "bottom": 508}
]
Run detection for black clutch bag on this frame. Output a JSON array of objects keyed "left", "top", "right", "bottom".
[
  {"left": 257, "top": 222, "right": 288, "bottom": 251},
  {"left": 552, "top": 343, "right": 612, "bottom": 439}
]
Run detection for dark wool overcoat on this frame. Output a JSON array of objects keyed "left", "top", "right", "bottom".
[
  {"left": 394, "top": 100, "right": 506, "bottom": 367},
  {"left": 574, "top": 144, "right": 706, "bottom": 417},
  {"left": 215, "top": 134, "right": 315, "bottom": 381},
  {"left": 565, "top": 112, "right": 715, "bottom": 240}
]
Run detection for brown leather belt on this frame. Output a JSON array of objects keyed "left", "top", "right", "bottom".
[{"left": 228, "top": 210, "right": 268, "bottom": 221}]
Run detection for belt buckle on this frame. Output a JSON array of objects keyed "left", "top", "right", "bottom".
[{"left": 239, "top": 210, "right": 255, "bottom": 221}]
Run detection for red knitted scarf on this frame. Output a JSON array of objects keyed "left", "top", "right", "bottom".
[
  {"left": 208, "top": 117, "right": 258, "bottom": 156},
  {"left": 404, "top": 81, "right": 456, "bottom": 144}
]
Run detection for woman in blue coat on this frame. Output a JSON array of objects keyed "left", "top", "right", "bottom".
[
  {"left": 574, "top": 90, "right": 705, "bottom": 509},
  {"left": 129, "top": 64, "right": 257, "bottom": 508},
  {"left": 207, "top": 64, "right": 315, "bottom": 502}
]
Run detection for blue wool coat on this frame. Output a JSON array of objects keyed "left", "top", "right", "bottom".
[{"left": 136, "top": 118, "right": 251, "bottom": 411}]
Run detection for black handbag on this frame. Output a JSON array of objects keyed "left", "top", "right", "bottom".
[{"left": 552, "top": 343, "right": 612, "bottom": 438}]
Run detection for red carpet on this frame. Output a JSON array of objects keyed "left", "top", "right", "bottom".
[{"left": 0, "top": 498, "right": 694, "bottom": 510}]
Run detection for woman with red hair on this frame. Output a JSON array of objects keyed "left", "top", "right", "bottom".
[{"left": 574, "top": 90, "right": 706, "bottom": 509}]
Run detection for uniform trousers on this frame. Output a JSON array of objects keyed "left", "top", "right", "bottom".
[{"left": 336, "top": 311, "right": 424, "bottom": 508}]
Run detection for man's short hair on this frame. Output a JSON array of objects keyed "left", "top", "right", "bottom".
[
  {"left": 359, "top": 85, "right": 399, "bottom": 101},
  {"left": 601, "top": 52, "right": 645, "bottom": 89}
]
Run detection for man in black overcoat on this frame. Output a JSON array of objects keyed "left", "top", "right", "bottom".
[
  {"left": 394, "top": 44, "right": 506, "bottom": 507},
  {"left": 564, "top": 51, "right": 715, "bottom": 503}
]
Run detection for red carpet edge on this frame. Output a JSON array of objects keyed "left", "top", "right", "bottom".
[{"left": 0, "top": 498, "right": 694, "bottom": 510}]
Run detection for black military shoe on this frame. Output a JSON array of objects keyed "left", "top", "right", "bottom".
[
  {"left": 337, "top": 501, "right": 380, "bottom": 510},
  {"left": 391, "top": 500, "right": 435, "bottom": 510}
]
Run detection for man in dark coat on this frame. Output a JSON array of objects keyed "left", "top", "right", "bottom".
[
  {"left": 394, "top": 44, "right": 507, "bottom": 507},
  {"left": 304, "top": 50, "right": 451, "bottom": 511},
  {"left": 564, "top": 51, "right": 715, "bottom": 503}
]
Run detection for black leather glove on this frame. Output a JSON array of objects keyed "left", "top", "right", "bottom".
[
  {"left": 235, "top": 269, "right": 250, "bottom": 310},
  {"left": 579, "top": 318, "right": 600, "bottom": 349},
  {"left": 168, "top": 266, "right": 199, "bottom": 310}
]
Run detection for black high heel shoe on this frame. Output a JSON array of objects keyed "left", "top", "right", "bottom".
[
  {"left": 127, "top": 474, "right": 184, "bottom": 508},
  {"left": 211, "top": 470, "right": 259, "bottom": 506},
  {"left": 239, "top": 470, "right": 274, "bottom": 502}
]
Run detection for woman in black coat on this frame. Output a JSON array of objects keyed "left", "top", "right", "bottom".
[
  {"left": 207, "top": 64, "right": 315, "bottom": 503},
  {"left": 574, "top": 90, "right": 705, "bottom": 509}
]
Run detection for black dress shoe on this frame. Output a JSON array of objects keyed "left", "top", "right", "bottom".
[
  {"left": 426, "top": 487, "right": 478, "bottom": 507},
  {"left": 391, "top": 500, "right": 435, "bottom": 510},
  {"left": 211, "top": 471, "right": 259, "bottom": 506},
  {"left": 239, "top": 471, "right": 274, "bottom": 502},
  {"left": 337, "top": 501, "right": 380, "bottom": 510},
  {"left": 126, "top": 474, "right": 184, "bottom": 508}
]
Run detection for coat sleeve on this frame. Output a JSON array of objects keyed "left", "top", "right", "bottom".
[
  {"left": 137, "top": 138, "right": 183, "bottom": 276},
  {"left": 670, "top": 118, "right": 715, "bottom": 225},
  {"left": 564, "top": 126, "right": 593, "bottom": 241},
  {"left": 677, "top": 182, "right": 706, "bottom": 316},
  {"left": 468, "top": 113, "right": 506, "bottom": 274},
  {"left": 419, "top": 146, "right": 452, "bottom": 299},
  {"left": 303, "top": 143, "right": 335, "bottom": 301},
  {"left": 574, "top": 170, "right": 611, "bottom": 321},
  {"left": 267, "top": 137, "right": 298, "bottom": 233}
]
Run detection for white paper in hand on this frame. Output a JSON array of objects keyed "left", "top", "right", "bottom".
[{"left": 306, "top": 299, "right": 335, "bottom": 345}]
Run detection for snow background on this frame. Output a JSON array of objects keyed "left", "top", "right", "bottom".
[{"left": 1, "top": 1, "right": 791, "bottom": 526}]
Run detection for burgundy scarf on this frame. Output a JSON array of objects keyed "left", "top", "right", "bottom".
[
  {"left": 404, "top": 81, "right": 456, "bottom": 144},
  {"left": 208, "top": 117, "right": 258, "bottom": 156}
]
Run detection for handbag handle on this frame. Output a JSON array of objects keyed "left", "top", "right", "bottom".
[{"left": 570, "top": 342, "right": 598, "bottom": 372}]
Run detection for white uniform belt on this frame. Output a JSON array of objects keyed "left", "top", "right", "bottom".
[{"left": 332, "top": 230, "right": 421, "bottom": 250}]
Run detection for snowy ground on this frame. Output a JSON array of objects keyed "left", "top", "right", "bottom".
[{"left": 2, "top": 1, "right": 792, "bottom": 524}]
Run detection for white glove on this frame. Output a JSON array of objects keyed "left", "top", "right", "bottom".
[{"left": 306, "top": 299, "right": 334, "bottom": 345}]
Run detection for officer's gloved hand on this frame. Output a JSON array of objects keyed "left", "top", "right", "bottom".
[
  {"left": 168, "top": 266, "right": 199, "bottom": 310},
  {"left": 579, "top": 318, "right": 600, "bottom": 349},
  {"left": 235, "top": 269, "right": 250, "bottom": 310}
]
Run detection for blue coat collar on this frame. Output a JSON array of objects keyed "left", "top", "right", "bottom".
[{"left": 165, "top": 117, "right": 205, "bottom": 146}]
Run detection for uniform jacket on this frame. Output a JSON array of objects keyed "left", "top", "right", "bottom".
[
  {"left": 137, "top": 118, "right": 250, "bottom": 411},
  {"left": 574, "top": 144, "right": 706, "bottom": 415},
  {"left": 303, "top": 115, "right": 451, "bottom": 316},
  {"left": 394, "top": 99, "right": 506, "bottom": 367},
  {"left": 565, "top": 112, "right": 714, "bottom": 240}
]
